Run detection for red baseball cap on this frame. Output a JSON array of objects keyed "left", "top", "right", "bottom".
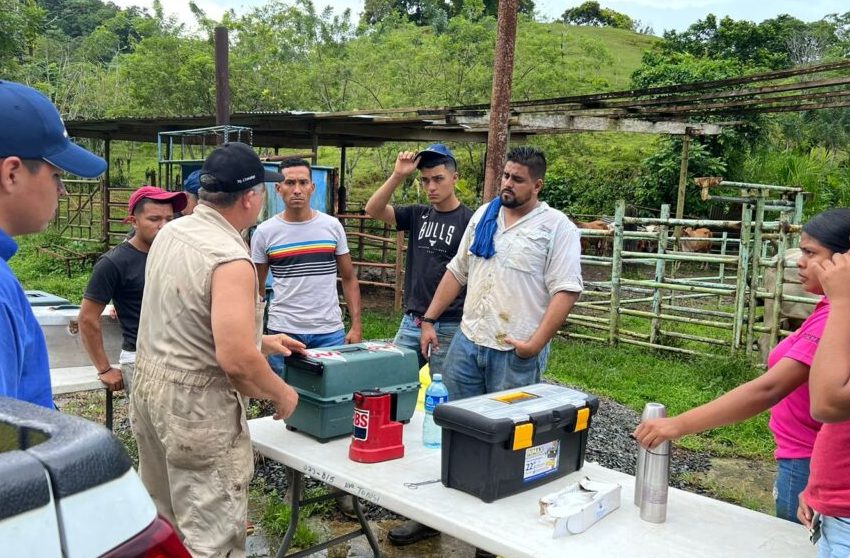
[{"left": 126, "top": 186, "right": 188, "bottom": 220}]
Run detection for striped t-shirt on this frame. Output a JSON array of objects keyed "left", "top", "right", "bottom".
[{"left": 252, "top": 212, "right": 349, "bottom": 334}]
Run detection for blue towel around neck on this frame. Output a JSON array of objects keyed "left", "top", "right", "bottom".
[{"left": 469, "top": 198, "right": 502, "bottom": 259}]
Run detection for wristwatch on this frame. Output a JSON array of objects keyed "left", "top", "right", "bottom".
[{"left": 422, "top": 316, "right": 437, "bottom": 324}]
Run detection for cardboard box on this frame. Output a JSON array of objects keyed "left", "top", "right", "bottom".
[{"left": 539, "top": 477, "right": 621, "bottom": 536}]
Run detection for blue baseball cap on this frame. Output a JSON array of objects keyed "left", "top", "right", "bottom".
[
  {"left": 183, "top": 169, "right": 202, "bottom": 196},
  {"left": 0, "top": 80, "right": 107, "bottom": 178},
  {"left": 416, "top": 143, "right": 456, "bottom": 168}
]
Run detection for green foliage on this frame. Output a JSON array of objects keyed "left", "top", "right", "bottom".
[
  {"left": 8, "top": 231, "right": 95, "bottom": 303},
  {"left": 361, "top": 0, "right": 534, "bottom": 27},
  {"left": 631, "top": 51, "right": 747, "bottom": 89},
  {"left": 634, "top": 137, "right": 727, "bottom": 212},
  {"left": 561, "top": 1, "right": 635, "bottom": 32},
  {"left": 546, "top": 341, "right": 773, "bottom": 459},
  {"left": 258, "top": 489, "right": 320, "bottom": 547},
  {"left": 657, "top": 13, "right": 845, "bottom": 70},
  {"left": 117, "top": 36, "right": 215, "bottom": 116},
  {"left": 744, "top": 147, "right": 850, "bottom": 217},
  {"left": 0, "top": 0, "right": 46, "bottom": 74}
]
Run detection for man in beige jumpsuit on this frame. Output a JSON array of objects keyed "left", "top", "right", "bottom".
[{"left": 131, "top": 142, "right": 302, "bottom": 557}]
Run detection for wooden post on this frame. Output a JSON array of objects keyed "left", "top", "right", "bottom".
[
  {"left": 482, "top": 0, "right": 518, "bottom": 203},
  {"left": 339, "top": 145, "right": 347, "bottom": 214},
  {"left": 673, "top": 133, "right": 691, "bottom": 243},
  {"left": 214, "top": 27, "right": 230, "bottom": 127},
  {"left": 101, "top": 138, "right": 111, "bottom": 247},
  {"left": 394, "top": 230, "right": 404, "bottom": 312}
]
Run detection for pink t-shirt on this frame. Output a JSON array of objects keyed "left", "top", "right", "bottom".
[
  {"left": 805, "top": 420, "right": 850, "bottom": 517},
  {"left": 767, "top": 298, "right": 828, "bottom": 459}
]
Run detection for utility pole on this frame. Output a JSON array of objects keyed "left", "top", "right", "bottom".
[{"left": 482, "top": 0, "right": 519, "bottom": 202}]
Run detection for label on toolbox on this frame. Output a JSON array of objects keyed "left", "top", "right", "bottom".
[
  {"left": 523, "top": 440, "right": 561, "bottom": 482},
  {"left": 352, "top": 408, "right": 370, "bottom": 440}
]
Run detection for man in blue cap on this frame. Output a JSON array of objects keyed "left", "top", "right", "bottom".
[
  {"left": 366, "top": 144, "right": 473, "bottom": 546},
  {"left": 182, "top": 169, "right": 202, "bottom": 215},
  {"left": 0, "top": 80, "right": 107, "bottom": 408}
]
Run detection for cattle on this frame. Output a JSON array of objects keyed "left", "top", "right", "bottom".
[
  {"left": 575, "top": 220, "right": 613, "bottom": 256},
  {"left": 679, "top": 227, "right": 713, "bottom": 253},
  {"left": 635, "top": 224, "right": 660, "bottom": 253}
]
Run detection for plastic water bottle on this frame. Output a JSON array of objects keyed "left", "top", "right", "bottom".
[{"left": 423, "top": 374, "right": 449, "bottom": 448}]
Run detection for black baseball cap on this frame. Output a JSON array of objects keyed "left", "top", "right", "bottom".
[{"left": 200, "top": 142, "right": 283, "bottom": 193}]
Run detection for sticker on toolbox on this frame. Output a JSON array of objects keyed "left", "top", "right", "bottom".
[
  {"left": 362, "top": 341, "right": 405, "bottom": 355},
  {"left": 305, "top": 349, "right": 347, "bottom": 361},
  {"left": 523, "top": 440, "right": 560, "bottom": 482}
]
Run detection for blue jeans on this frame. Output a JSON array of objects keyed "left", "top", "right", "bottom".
[
  {"left": 774, "top": 458, "right": 810, "bottom": 523},
  {"left": 441, "top": 330, "right": 550, "bottom": 400},
  {"left": 818, "top": 516, "right": 850, "bottom": 558},
  {"left": 392, "top": 313, "right": 459, "bottom": 378},
  {"left": 266, "top": 328, "right": 346, "bottom": 378}
]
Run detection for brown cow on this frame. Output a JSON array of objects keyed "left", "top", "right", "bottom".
[
  {"left": 679, "top": 227, "right": 713, "bottom": 253},
  {"left": 576, "top": 220, "right": 613, "bottom": 256}
]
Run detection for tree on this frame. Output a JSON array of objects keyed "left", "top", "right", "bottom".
[
  {"left": 361, "top": 0, "right": 534, "bottom": 27},
  {"left": 658, "top": 14, "right": 844, "bottom": 70},
  {"left": 0, "top": 0, "right": 47, "bottom": 73},
  {"left": 561, "top": 2, "right": 635, "bottom": 31}
]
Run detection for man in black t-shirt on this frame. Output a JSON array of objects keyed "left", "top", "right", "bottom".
[
  {"left": 78, "top": 186, "right": 186, "bottom": 394},
  {"left": 365, "top": 144, "right": 473, "bottom": 546}
]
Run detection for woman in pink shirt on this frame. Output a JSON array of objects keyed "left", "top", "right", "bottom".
[
  {"left": 635, "top": 208, "right": 850, "bottom": 523},
  {"left": 798, "top": 249, "right": 850, "bottom": 557}
]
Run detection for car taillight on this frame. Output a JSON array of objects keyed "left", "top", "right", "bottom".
[{"left": 101, "top": 515, "right": 191, "bottom": 558}]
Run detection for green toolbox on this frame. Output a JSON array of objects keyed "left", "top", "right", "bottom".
[
  {"left": 433, "top": 383, "right": 599, "bottom": 502},
  {"left": 282, "top": 342, "right": 420, "bottom": 441}
]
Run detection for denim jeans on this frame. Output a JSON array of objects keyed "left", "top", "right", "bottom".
[
  {"left": 441, "top": 330, "right": 550, "bottom": 400},
  {"left": 774, "top": 457, "right": 810, "bottom": 523},
  {"left": 392, "top": 313, "right": 459, "bottom": 378},
  {"left": 818, "top": 516, "right": 850, "bottom": 558},
  {"left": 266, "top": 328, "right": 346, "bottom": 378}
]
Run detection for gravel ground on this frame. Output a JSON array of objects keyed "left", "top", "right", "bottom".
[{"left": 253, "top": 390, "right": 713, "bottom": 522}]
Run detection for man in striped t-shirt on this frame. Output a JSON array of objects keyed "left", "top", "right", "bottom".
[{"left": 252, "top": 159, "right": 362, "bottom": 375}]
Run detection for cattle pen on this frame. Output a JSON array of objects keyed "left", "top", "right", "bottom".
[
  {"left": 569, "top": 181, "right": 811, "bottom": 359},
  {"left": 334, "top": 180, "right": 810, "bottom": 361}
]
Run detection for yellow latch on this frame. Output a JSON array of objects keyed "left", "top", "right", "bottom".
[
  {"left": 512, "top": 422, "right": 534, "bottom": 450},
  {"left": 574, "top": 407, "right": 590, "bottom": 432}
]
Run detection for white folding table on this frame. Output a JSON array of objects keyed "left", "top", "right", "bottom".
[{"left": 249, "top": 413, "right": 815, "bottom": 558}]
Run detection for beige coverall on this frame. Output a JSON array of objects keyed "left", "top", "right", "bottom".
[{"left": 130, "top": 205, "right": 263, "bottom": 558}]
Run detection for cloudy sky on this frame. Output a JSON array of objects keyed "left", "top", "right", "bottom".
[{"left": 114, "top": 0, "right": 848, "bottom": 35}]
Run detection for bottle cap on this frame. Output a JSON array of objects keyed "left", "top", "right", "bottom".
[
  {"left": 433, "top": 374, "right": 442, "bottom": 382},
  {"left": 640, "top": 402, "right": 667, "bottom": 421}
]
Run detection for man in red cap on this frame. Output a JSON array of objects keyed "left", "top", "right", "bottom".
[{"left": 78, "top": 186, "right": 187, "bottom": 394}]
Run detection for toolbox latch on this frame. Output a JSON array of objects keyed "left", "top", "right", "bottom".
[
  {"left": 511, "top": 422, "right": 534, "bottom": 450},
  {"left": 574, "top": 407, "right": 590, "bottom": 432}
]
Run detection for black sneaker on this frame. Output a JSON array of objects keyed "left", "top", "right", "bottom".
[{"left": 387, "top": 520, "right": 440, "bottom": 546}]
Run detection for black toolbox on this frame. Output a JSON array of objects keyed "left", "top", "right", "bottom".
[{"left": 433, "top": 383, "right": 599, "bottom": 502}]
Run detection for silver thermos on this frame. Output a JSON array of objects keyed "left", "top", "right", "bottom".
[{"left": 634, "top": 402, "right": 670, "bottom": 523}]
